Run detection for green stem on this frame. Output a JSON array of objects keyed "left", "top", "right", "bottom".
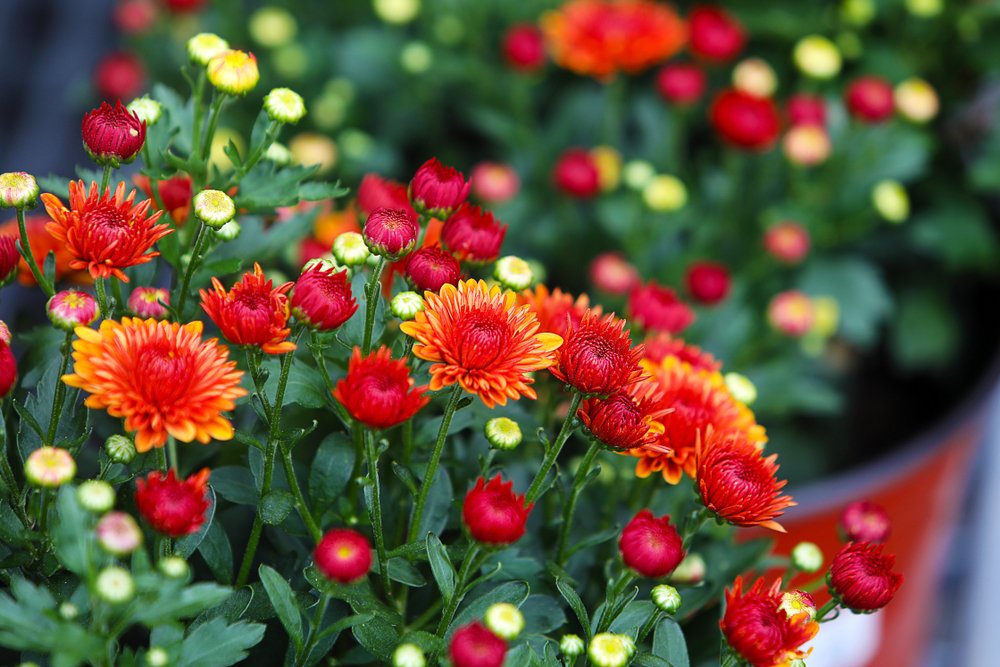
[
  {"left": 95, "top": 279, "right": 110, "bottom": 326},
  {"left": 226, "top": 121, "right": 281, "bottom": 188},
  {"left": 190, "top": 71, "right": 207, "bottom": 160},
  {"left": 45, "top": 331, "right": 73, "bottom": 446},
  {"left": 406, "top": 385, "right": 463, "bottom": 543},
  {"left": 364, "top": 430, "right": 391, "bottom": 598},
  {"left": 0, "top": 453, "right": 31, "bottom": 531},
  {"left": 817, "top": 598, "right": 839, "bottom": 622},
  {"left": 281, "top": 443, "right": 322, "bottom": 543},
  {"left": 596, "top": 571, "right": 636, "bottom": 634},
  {"left": 100, "top": 163, "right": 113, "bottom": 194},
  {"left": 174, "top": 222, "right": 209, "bottom": 318},
  {"left": 110, "top": 280, "right": 124, "bottom": 319},
  {"left": 200, "top": 94, "right": 226, "bottom": 163},
  {"left": 555, "top": 438, "right": 602, "bottom": 565},
  {"left": 156, "top": 446, "right": 168, "bottom": 473},
  {"left": 637, "top": 609, "right": 663, "bottom": 643},
  {"left": 525, "top": 392, "right": 583, "bottom": 504},
  {"left": 166, "top": 437, "right": 179, "bottom": 473},
  {"left": 681, "top": 508, "right": 711, "bottom": 551},
  {"left": 361, "top": 257, "right": 387, "bottom": 354},
  {"left": 235, "top": 337, "right": 299, "bottom": 587},
  {"left": 434, "top": 544, "right": 481, "bottom": 637},
  {"left": 15, "top": 207, "right": 53, "bottom": 296},
  {"left": 295, "top": 593, "right": 331, "bottom": 667}
]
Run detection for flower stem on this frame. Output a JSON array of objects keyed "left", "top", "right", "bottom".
[
  {"left": 110, "top": 280, "right": 124, "bottom": 319},
  {"left": 190, "top": 71, "right": 207, "bottom": 160},
  {"left": 525, "top": 392, "right": 583, "bottom": 504},
  {"left": 295, "top": 592, "right": 331, "bottom": 667},
  {"left": 225, "top": 120, "right": 280, "bottom": 188},
  {"left": 406, "top": 385, "right": 463, "bottom": 543},
  {"left": 817, "top": 598, "right": 839, "bottom": 622},
  {"left": 200, "top": 93, "right": 226, "bottom": 163},
  {"left": 15, "top": 207, "right": 53, "bottom": 297},
  {"left": 637, "top": 609, "right": 663, "bottom": 643},
  {"left": 173, "top": 221, "right": 209, "bottom": 318},
  {"left": 280, "top": 442, "right": 322, "bottom": 543},
  {"left": 100, "top": 163, "right": 113, "bottom": 194},
  {"left": 364, "top": 429, "right": 391, "bottom": 598},
  {"left": 434, "top": 543, "right": 481, "bottom": 637},
  {"left": 361, "top": 256, "right": 387, "bottom": 354},
  {"left": 596, "top": 571, "right": 636, "bottom": 634},
  {"left": 166, "top": 437, "right": 179, "bottom": 473},
  {"left": 555, "top": 438, "right": 602, "bottom": 566},
  {"left": 95, "top": 279, "right": 110, "bottom": 326},
  {"left": 681, "top": 507, "right": 712, "bottom": 550},
  {"left": 45, "top": 331, "right": 73, "bottom": 446}
]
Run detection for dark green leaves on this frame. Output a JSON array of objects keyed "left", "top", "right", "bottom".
[{"left": 259, "top": 565, "right": 304, "bottom": 652}]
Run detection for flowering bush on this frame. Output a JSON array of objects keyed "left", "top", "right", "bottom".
[{"left": 0, "top": 42, "right": 905, "bottom": 667}]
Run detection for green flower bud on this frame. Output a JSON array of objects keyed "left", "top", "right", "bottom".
[
  {"left": 485, "top": 602, "right": 525, "bottom": 640},
  {"left": 484, "top": 417, "right": 522, "bottom": 451},
  {"left": 651, "top": 584, "right": 682, "bottom": 615},
  {"left": 724, "top": 372, "right": 757, "bottom": 406},
  {"left": 265, "top": 141, "right": 293, "bottom": 165},
  {"left": 77, "top": 480, "right": 116, "bottom": 513},
  {"left": 791, "top": 541, "right": 824, "bottom": 573},
  {"left": 127, "top": 96, "right": 162, "bottom": 125},
  {"left": 588, "top": 633, "right": 632, "bottom": 667},
  {"left": 333, "top": 231, "right": 371, "bottom": 266},
  {"left": 215, "top": 220, "right": 242, "bottom": 242},
  {"left": 400, "top": 42, "right": 433, "bottom": 74},
  {"left": 249, "top": 6, "right": 298, "bottom": 48},
  {"left": 194, "top": 189, "right": 236, "bottom": 229},
  {"left": 264, "top": 88, "right": 307, "bottom": 124},
  {"left": 159, "top": 556, "right": 191, "bottom": 580},
  {"left": 187, "top": 33, "right": 230, "bottom": 67},
  {"left": 105, "top": 434, "right": 136, "bottom": 464},
  {"left": 392, "top": 642, "right": 426, "bottom": 667},
  {"left": 622, "top": 160, "right": 655, "bottom": 190},
  {"left": 560, "top": 634, "right": 585, "bottom": 658},
  {"left": 670, "top": 553, "right": 706, "bottom": 584},
  {"left": 146, "top": 647, "right": 169, "bottom": 667},
  {"left": 872, "top": 180, "right": 909, "bottom": 223},
  {"left": 95, "top": 567, "right": 135, "bottom": 604},
  {"left": 494, "top": 256, "right": 533, "bottom": 291},
  {"left": 642, "top": 174, "right": 687, "bottom": 212},
  {"left": 59, "top": 602, "right": 79, "bottom": 620},
  {"left": 390, "top": 291, "right": 425, "bottom": 321}
]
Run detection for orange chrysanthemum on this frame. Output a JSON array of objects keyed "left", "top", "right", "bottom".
[
  {"left": 200, "top": 263, "right": 296, "bottom": 354},
  {"left": 41, "top": 180, "right": 172, "bottom": 282},
  {"left": 630, "top": 356, "right": 765, "bottom": 484},
  {"left": 722, "top": 577, "right": 818, "bottom": 667},
  {"left": 541, "top": 0, "right": 687, "bottom": 80},
  {"left": 696, "top": 428, "right": 794, "bottom": 532},
  {"left": 400, "top": 279, "right": 563, "bottom": 408},
  {"left": 62, "top": 318, "right": 247, "bottom": 453},
  {"left": 518, "top": 284, "right": 600, "bottom": 338}
]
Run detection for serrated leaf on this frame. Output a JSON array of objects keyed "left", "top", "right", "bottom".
[
  {"left": 260, "top": 564, "right": 304, "bottom": 650},
  {"left": 178, "top": 618, "right": 265, "bottom": 667},
  {"left": 426, "top": 533, "right": 456, "bottom": 601},
  {"left": 136, "top": 584, "right": 233, "bottom": 625}
]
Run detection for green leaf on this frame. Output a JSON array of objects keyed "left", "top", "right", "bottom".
[
  {"left": 308, "top": 433, "right": 355, "bottom": 510},
  {"left": 260, "top": 565, "right": 304, "bottom": 651},
  {"left": 520, "top": 594, "right": 567, "bottom": 635},
  {"left": 609, "top": 600, "right": 654, "bottom": 634},
  {"left": 210, "top": 466, "right": 258, "bottom": 506},
  {"left": 298, "top": 181, "right": 349, "bottom": 201},
  {"left": 416, "top": 463, "right": 453, "bottom": 539},
  {"left": 198, "top": 521, "right": 233, "bottom": 584},
  {"left": 175, "top": 487, "right": 216, "bottom": 558},
  {"left": 450, "top": 581, "right": 530, "bottom": 637},
  {"left": 798, "top": 257, "right": 893, "bottom": 346},
  {"left": 383, "top": 557, "right": 426, "bottom": 587},
  {"left": 136, "top": 584, "right": 232, "bottom": 625},
  {"left": 37, "top": 174, "right": 70, "bottom": 199},
  {"left": 178, "top": 618, "right": 265, "bottom": 667},
  {"left": 260, "top": 490, "right": 294, "bottom": 525},
  {"left": 351, "top": 613, "right": 400, "bottom": 662},
  {"left": 890, "top": 290, "right": 959, "bottom": 370},
  {"left": 50, "top": 486, "right": 93, "bottom": 576},
  {"left": 236, "top": 164, "right": 321, "bottom": 210},
  {"left": 261, "top": 358, "right": 329, "bottom": 409},
  {"left": 652, "top": 618, "right": 689, "bottom": 667},
  {"left": 556, "top": 579, "right": 591, "bottom": 639},
  {"left": 426, "top": 533, "right": 456, "bottom": 601},
  {"left": 634, "top": 654, "right": 673, "bottom": 667}
]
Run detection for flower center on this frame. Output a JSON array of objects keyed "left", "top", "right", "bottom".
[
  {"left": 457, "top": 313, "right": 510, "bottom": 369},
  {"left": 135, "top": 343, "right": 194, "bottom": 404}
]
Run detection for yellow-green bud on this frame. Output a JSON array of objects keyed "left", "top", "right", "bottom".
[
  {"left": 207, "top": 50, "right": 260, "bottom": 96},
  {"left": 906, "top": 0, "right": 942, "bottom": 17},
  {"left": 0, "top": 172, "right": 39, "bottom": 209},
  {"left": 264, "top": 88, "right": 307, "bottom": 124},
  {"left": 187, "top": 33, "right": 230, "bottom": 66},
  {"left": 872, "top": 180, "right": 909, "bottom": 223},
  {"left": 249, "top": 6, "right": 298, "bottom": 48},
  {"left": 724, "top": 372, "right": 758, "bottom": 406},
  {"left": 265, "top": 142, "right": 293, "bottom": 165},
  {"left": 105, "top": 434, "right": 136, "bottom": 464},
  {"left": 484, "top": 417, "right": 522, "bottom": 451},
  {"left": 158, "top": 556, "right": 191, "bottom": 580},
  {"left": 77, "top": 480, "right": 116, "bottom": 513},
  {"left": 622, "top": 160, "right": 655, "bottom": 190},
  {"left": 643, "top": 174, "right": 687, "bottom": 212},
  {"left": 732, "top": 58, "right": 778, "bottom": 98},
  {"left": 59, "top": 602, "right": 79, "bottom": 620},
  {"left": 670, "top": 553, "right": 706, "bottom": 584},
  {"left": 841, "top": 0, "right": 876, "bottom": 26},
  {"left": 791, "top": 541, "right": 824, "bottom": 573},
  {"left": 24, "top": 446, "right": 76, "bottom": 488},
  {"left": 374, "top": 0, "right": 421, "bottom": 25},
  {"left": 146, "top": 647, "right": 169, "bottom": 667},
  {"left": 560, "top": 634, "right": 585, "bottom": 658},
  {"left": 392, "top": 643, "right": 426, "bottom": 667},
  {"left": 494, "top": 256, "right": 533, "bottom": 291},
  {"left": 215, "top": 220, "right": 242, "bottom": 242},
  {"left": 485, "top": 602, "right": 525, "bottom": 640},
  {"left": 400, "top": 42, "right": 433, "bottom": 74},
  {"left": 390, "top": 291, "right": 425, "bottom": 321},
  {"left": 333, "top": 232, "right": 371, "bottom": 266},
  {"left": 127, "top": 97, "right": 162, "bottom": 125},
  {"left": 194, "top": 189, "right": 236, "bottom": 229},
  {"left": 588, "top": 633, "right": 632, "bottom": 667},
  {"left": 894, "top": 78, "right": 939, "bottom": 124},
  {"left": 96, "top": 567, "right": 135, "bottom": 604},
  {"left": 793, "top": 35, "right": 842, "bottom": 80},
  {"left": 810, "top": 297, "right": 839, "bottom": 338},
  {"left": 651, "top": 584, "right": 682, "bottom": 615}
]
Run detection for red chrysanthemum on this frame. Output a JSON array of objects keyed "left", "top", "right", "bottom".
[
  {"left": 589, "top": 252, "right": 639, "bottom": 295},
  {"left": 364, "top": 207, "right": 419, "bottom": 260},
  {"left": 450, "top": 621, "right": 507, "bottom": 667},
  {"left": 579, "top": 377, "right": 667, "bottom": 450},
  {"left": 470, "top": 162, "right": 520, "bottom": 204},
  {"left": 685, "top": 261, "right": 731, "bottom": 305},
  {"left": 462, "top": 475, "right": 534, "bottom": 545},
  {"left": 828, "top": 542, "right": 903, "bottom": 612},
  {"left": 356, "top": 174, "right": 413, "bottom": 218},
  {"left": 631, "top": 356, "right": 765, "bottom": 483},
  {"left": 721, "top": 577, "right": 818, "bottom": 667},
  {"left": 200, "top": 263, "right": 296, "bottom": 354},
  {"left": 134, "top": 174, "right": 193, "bottom": 225},
  {"left": 333, "top": 346, "right": 429, "bottom": 430},
  {"left": 541, "top": 0, "right": 687, "bottom": 80},
  {"left": 81, "top": 100, "right": 146, "bottom": 165},
  {"left": 552, "top": 148, "right": 601, "bottom": 198},
  {"left": 550, "top": 311, "right": 644, "bottom": 396},
  {"left": 503, "top": 24, "right": 546, "bottom": 72},
  {"left": 409, "top": 158, "right": 470, "bottom": 218},
  {"left": 405, "top": 245, "right": 462, "bottom": 293},
  {"left": 135, "top": 468, "right": 211, "bottom": 537},
  {"left": 839, "top": 500, "right": 892, "bottom": 544},
  {"left": 0, "top": 340, "right": 16, "bottom": 399},
  {"left": 0, "top": 235, "right": 18, "bottom": 284},
  {"left": 845, "top": 76, "right": 895, "bottom": 123},
  {"left": 787, "top": 94, "right": 827, "bottom": 127},
  {"left": 94, "top": 52, "right": 146, "bottom": 101},
  {"left": 641, "top": 332, "right": 721, "bottom": 374},
  {"left": 41, "top": 181, "right": 172, "bottom": 283},
  {"left": 291, "top": 261, "right": 358, "bottom": 331},
  {"left": 401, "top": 279, "right": 562, "bottom": 408},
  {"left": 314, "top": 528, "right": 372, "bottom": 584},
  {"left": 518, "top": 284, "right": 600, "bottom": 339},
  {"left": 114, "top": 0, "right": 156, "bottom": 34},
  {"left": 710, "top": 89, "right": 781, "bottom": 151},
  {"left": 62, "top": 318, "right": 246, "bottom": 452},
  {"left": 696, "top": 428, "right": 793, "bottom": 532},
  {"left": 0, "top": 216, "right": 89, "bottom": 286},
  {"left": 619, "top": 509, "right": 685, "bottom": 578},
  {"left": 441, "top": 203, "right": 507, "bottom": 264},
  {"left": 655, "top": 62, "right": 707, "bottom": 105},
  {"left": 688, "top": 5, "right": 745, "bottom": 63},
  {"left": 763, "top": 221, "right": 810, "bottom": 264},
  {"left": 628, "top": 282, "right": 695, "bottom": 334}
]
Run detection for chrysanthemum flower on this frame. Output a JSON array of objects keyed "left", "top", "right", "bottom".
[
  {"left": 24, "top": 446, "right": 76, "bottom": 488},
  {"left": 656, "top": 63, "right": 707, "bottom": 106},
  {"left": 553, "top": 148, "right": 601, "bottom": 198},
  {"left": 710, "top": 89, "right": 781, "bottom": 151},
  {"left": 0, "top": 215, "right": 90, "bottom": 286},
  {"left": 404, "top": 245, "right": 462, "bottom": 293},
  {"left": 618, "top": 509, "right": 685, "bottom": 578},
  {"left": 408, "top": 157, "right": 470, "bottom": 218},
  {"left": 47, "top": 289, "right": 100, "bottom": 331},
  {"left": 688, "top": 6, "right": 746, "bottom": 63},
  {"left": 207, "top": 49, "right": 259, "bottom": 96},
  {"left": 462, "top": 475, "right": 534, "bottom": 545},
  {"left": 356, "top": 173, "right": 413, "bottom": 217},
  {"left": 541, "top": 0, "right": 687, "bottom": 80},
  {"left": 333, "top": 346, "right": 429, "bottom": 429},
  {"left": 518, "top": 284, "right": 599, "bottom": 338},
  {"left": 641, "top": 332, "right": 721, "bottom": 374},
  {"left": 41, "top": 181, "right": 172, "bottom": 282},
  {"left": 503, "top": 24, "right": 546, "bottom": 72},
  {"left": 630, "top": 356, "right": 765, "bottom": 483},
  {"left": 315, "top": 528, "right": 372, "bottom": 584},
  {"left": 628, "top": 282, "right": 695, "bottom": 334},
  {"left": 401, "top": 279, "right": 562, "bottom": 408},
  {"left": 440, "top": 203, "right": 507, "bottom": 264},
  {"left": 470, "top": 162, "right": 520, "bottom": 204},
  {"left": 291, "top": 260, "right": 357, "bottom": 331},
  {"left": 550, "top": 311, "right": 643, "bottom": 396},
  {"left": 135, "top": 468, "right": 211, "bottom": 537},
  {"left": 364, "top": 207, "right": 420, "bottom": 260},
  {"left": 81, "top": 100, "right": 146, "bottom": 166},
  {"left": 763, "top": 221, "right": 810, "bottom": 264},
  {"left": 128, "top": 286, "right": 170, "bottom": 319},
  {"left": 828, "top": 542, "right": 903, "bottom": 612},
  {"left": 589, "top": 252, "right": 639, "bottom": 295},
  {"left": 134, "top": 174, "right": 192, "bottom": 225},
  {"left": 579, "top": 377, "right": 667, "bottom": 450},
  {"left": 450, "top": 622, "right": 507, "bottom": 667},
  {"left": 200, "top": 263, "right": 296, "bottom": 354},
  {"left": 696, "top": 429, "right": 794, "bottom": 532},
  {"left": 62, "top": 318, "right": 246, "bottom": 452},
  {"left": 839, "top": 500, "right": 892, "bottom": 543},
  {"left": 721, "top": 577, "right": 818, "bottom": 667}
]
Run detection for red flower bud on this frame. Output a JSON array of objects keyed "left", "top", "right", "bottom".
[
  {"left": 685, "top": 261, "right": 731, "bottom": 305},
  {"left": 763, "top": 221, "right": 810, "bottom": 264},
  {"left": 114, "top": 0, "right": 157, "bottom": 34},
  {"left": 314, "top": 528, "right": 372, "bottom": 584},
  {"left": 589, "top": 253, "right": 640, "bottom": 295},
  {"left": 655, "top": 63, "right": 707, "bottom": 105},
  {"left": 441, "top": 203, "right": 507, "bottom": 264},
  {"left": 710, "top": 89, "right": 781, "bottom": 151},
  {"left": 356, "top": 174, "right": 412, "bottom": 218},
  {"left": 82, "top": 101, "right": 146, "bottom": 166},
  {"left": 409, "top": 158, "right": 470, "bottom": 218},
  {"left": 462, "top": 475, "right": 533, "bottom": 546},
  {"left": 165, "top": 0, "right": 206, "bottom": 12},
  {"left": 405, "top": 245, "right": 462, "bottom": 293},
  {"left": 135, "top": 469, "right": 210, "bottom": 537},
  {"left": 332, "top": 346, "right": 429, "bottom": 430},
  {"left": 549, "top": 312, "right": 643, "bottom": 397},
  {"left": 364, "top": 207, "right": 419, "bottom": 260},
  {"left": 449, "top": 621, "right": 507, "bottom": 667},
  {"left": 689, "top": 6, "right": 746, "bottom": 63},
  {"left": 619, "top": 509, "right": 685, "bottom": 578},
  {"left": 845, "top": 76, "right": 895, "bottom": 123},
  {"left": 94, "top": 52, "right": 146, "bottom": 101},
  {"left": 470, "top": 162, "right": 520, "bottom": 204},
  {"left": 839, "top": 500, "right": 891, "bottom": 544},
  {"left": 628, "top": 282, "right": 695, "bottom": 333},
  {"left": 828, "top": 542, "right": 903, "bottom": 612},
  {"left": 787, "top": 93, "right": 827, "bottom": 127},
  {"left": 291, "top": 261, "right": 358, "bottom": 330},
  {"left": 0, "top": 339, "right": 16, "bottom": 399},
  {"left": 0, "top": 236, "right": 18, "bottom": 285},
  {"left": 503, "top": 24, "right": 546, "bottom": 72},
  {"left": 553, "top": 148, "right": 601, "bottom": 198}
]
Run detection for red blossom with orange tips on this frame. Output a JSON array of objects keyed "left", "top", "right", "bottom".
[
  {"left": 62, "top": 318, "right": 246, "bottom": 452},
  {"left": 200, "top": 263, "right": 296, "bottom": 354},
  {"left": 41, "top": 180, "right": 172, "bottom": 282},
  {"left": 628, "top": 281, "right": 695, "bottom": 334},
  {"left": 518, "top": 284, "right": 600, "bottom": 338},
  {"left": 828, "top": 542, "right": 903, "bottom": 612},
  {"left": 400, "top": 279, "right": 562, "bottom": 408},
  {"left": 579, "top": 377, "right": 667, "bottom": 450},
  {"left": 550, "top": 311, "right": 644, "bottom": 397},
  {"left": 696, "top": 428, "right": 794, "bottom": 532},
  {"left": 333, "top": 346, "right": 429, "bottom": 430},
  {"left": 721, "top": 577, "right": 818, "bottom": 667},
  {"left": 641, "top": 332, "right": 721, "bottom": 374}
]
